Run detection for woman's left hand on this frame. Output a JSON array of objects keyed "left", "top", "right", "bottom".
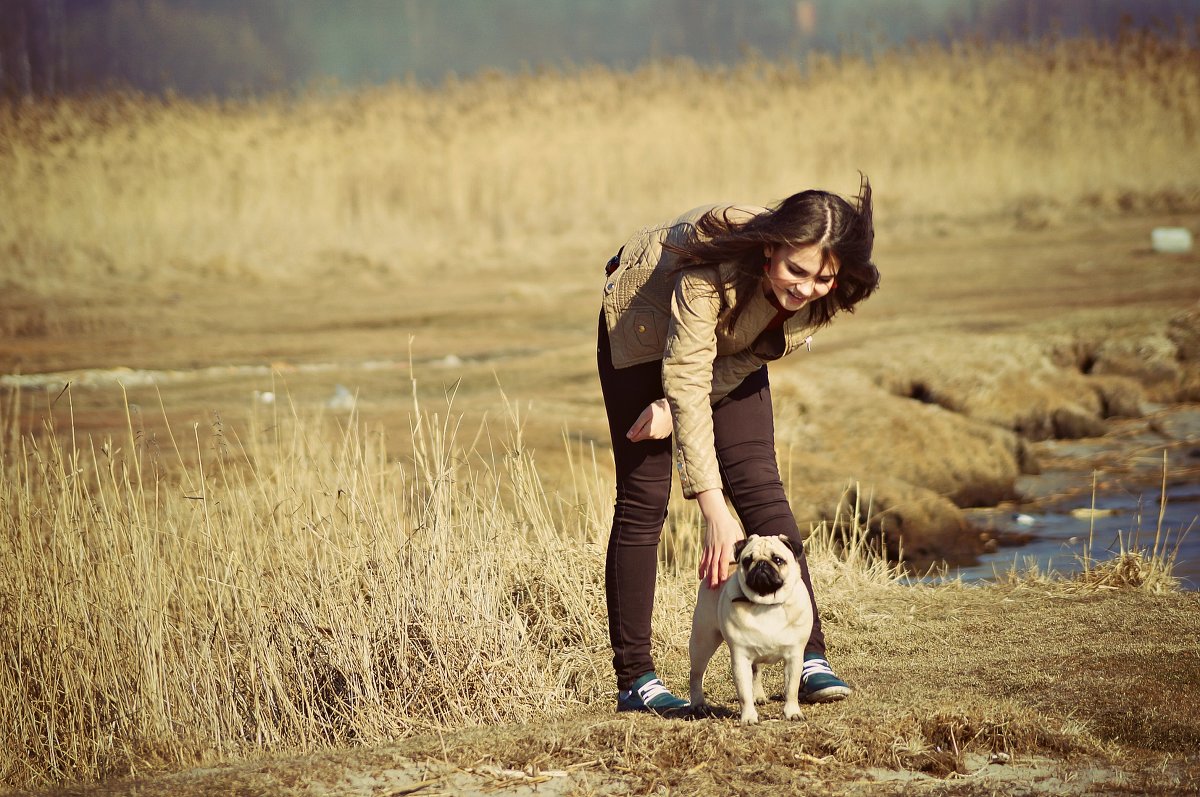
[
  {"left": 697, "top": 490, "right": 744, "bottom": 588},
  {"left": 626, "top": 398, "right": 673, "bottom": 441}
]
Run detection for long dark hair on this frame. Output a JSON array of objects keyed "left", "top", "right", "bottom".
[{"left": 665, "top": 174, "right": 879, "bottom": 329}]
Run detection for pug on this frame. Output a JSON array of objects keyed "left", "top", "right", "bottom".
[{"left": 688, "top": 534, "right": 813, "bottom": 725}]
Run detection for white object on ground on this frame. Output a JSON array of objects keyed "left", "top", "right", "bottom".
[
  {"left": 327, "top": 384, "right": 357, "bottom": 411},
  {"left": 1151, "top": 227, "right": 1193, "bottom": 254},
  {"left": 1069, "top": 507, "right": 1118, "bottom": 519}
]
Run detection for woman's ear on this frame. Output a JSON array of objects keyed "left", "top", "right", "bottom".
[{"left": 763, "top": 244, "right": 773, "bottom": 259}]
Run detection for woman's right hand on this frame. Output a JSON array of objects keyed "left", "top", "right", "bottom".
[
  {"left": 697, "top": 489, "right": 744, "bottom": 589},
  {"left": 626, "top": 398, "right": 673, "bottom": 442}
]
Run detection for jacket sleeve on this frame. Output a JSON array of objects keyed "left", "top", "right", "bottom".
[
  {"left": 662, "top": 266, "right": 725, "bottom": 499},
  {"left": 710, "top": 349, "right": 766, "bottom": 404}
]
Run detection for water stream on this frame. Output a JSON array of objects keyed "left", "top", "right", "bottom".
[
  {"left": 922, "top": 405, "right": 1200, "bottom": 589},
  {"left": 955, "top": 483, "right": 1200, "bottom": 589}
]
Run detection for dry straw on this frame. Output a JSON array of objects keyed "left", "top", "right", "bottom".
[
  {"left": 2, "top": 31, "right": 1198, "bottom": 297},
  {"left": 2, "top": 375, "right": 1190, "bottom": 789},
  {"left": 3, "top": 30, "right": 1199, "bottom": 791},
  {"left": 0, "top": 380, "right": 620, "bottom": 787},
  {"left": 1073, "top": 452, "right": 1192, "bottom": 593}
]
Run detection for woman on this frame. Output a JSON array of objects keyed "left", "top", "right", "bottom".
[{"left": 597, "top": 176, "right": 879, "bottom": 714}]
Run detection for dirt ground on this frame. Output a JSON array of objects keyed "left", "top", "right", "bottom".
[
  {"left": 24, "top": 585, "right": 1200, "bottom": 797},
  {"left": 4, "top": 211, "right": 1197, "bottom": 491},
  {"left": 4, "top": 211, "right": 1198, "bottom": 569},
  {"left": 3, "top": 212, "right": 1200, "bottom": 796}
]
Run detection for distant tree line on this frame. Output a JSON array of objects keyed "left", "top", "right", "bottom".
[
  {"left": 1, "top": 0, "right": 303, "bottom": 98},
  {"left": 2, "top": 0, "right": 1197, "bottom": 100}
]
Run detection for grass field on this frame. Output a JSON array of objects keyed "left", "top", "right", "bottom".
[
  {"left": 4, "top": 394, "right": 1198, "bottom": 796},
  {"left": 1, "top": 29, "right": 1197, "bottom": 301},
  {"left": 2, "top": 29, "right": 1200, "bottom": 795}
]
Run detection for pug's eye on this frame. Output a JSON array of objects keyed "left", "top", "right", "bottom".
[
  {"left": 742, "top": 557, "right": 754, "bottom": 567},
  {"left": 771, "top": 555, "right": 785, "bottom": 565}
]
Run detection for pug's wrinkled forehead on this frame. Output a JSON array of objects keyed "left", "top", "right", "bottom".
[{"left": 737, "top": 534, "right": 801, "bottom": 562}]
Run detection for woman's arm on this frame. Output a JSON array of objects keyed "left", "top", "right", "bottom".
[
  {"left": 626, "top": 348, "right": 764, "bottom": 441},
  {"left": 662, "top": 266, "right": 725, "bottom": 497},
  {"left": 710, "top": 349, "right": 767, "bottom": 404},
  {"left": 661, "top": 265, "right": 747, "bottom": 586}
]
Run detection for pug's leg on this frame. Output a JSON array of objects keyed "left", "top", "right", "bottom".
[
  {"left": 687, "top": 629, "right": 722, "bottom": 710},
  {"left": 751, "top": 662, "right": 767, "bottom": 705},
  {"left": 688, "top": 587, "right": 723, "bottom": 709},
  {"left": 782, "top": 651, "right": 805, "bottom": 721},
  {"left": 730, "top": 651, "right": 759, "bottom": 725}
]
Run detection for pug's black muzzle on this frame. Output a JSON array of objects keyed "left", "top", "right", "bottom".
[{"left": 744, "top": 560, "right": 785, "bottom": 596}]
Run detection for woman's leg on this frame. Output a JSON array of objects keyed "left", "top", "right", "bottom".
[
  {"left": 709, "top": 366, "right": 826, "bottom": 656},
  {"left": 596, "top": 314, "right": 673, "bottom": 690}
]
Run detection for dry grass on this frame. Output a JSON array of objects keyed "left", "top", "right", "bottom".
[
  {"left": 0, "top": 374, "right": 895, "bottom": 789},
  {"left": 3, "top": 29, "right": 1199, "bottom": 796},
  {"left": 2, "top": 31, "right": 1198, "bottom": 298},
  {"left": 0, "top": 381, "right": 619, "bottom": 787},
  {"left": 50, "top": 575, "right": 1200, "bottom": 796},
  {"left": 1075, "top": 459, "right": 1195, "bottom": 593},
  {"left": 2, "top": 378, "right": 1194, "bottom": 793}
]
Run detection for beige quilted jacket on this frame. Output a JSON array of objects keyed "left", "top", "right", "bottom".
[{"left": 601, "top": 204, "right": 820, "bottom": 498}]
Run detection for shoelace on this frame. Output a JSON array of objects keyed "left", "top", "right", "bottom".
[
  {"left": 801, "top": 658, "right": 835, "bottom": 682},
  {"left": 637, "top": 678, "right": 673, "bottom": 704}
]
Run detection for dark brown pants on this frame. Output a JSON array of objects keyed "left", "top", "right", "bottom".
[{"left": 597, "top": 313, "right": 826, "bottom": 690}]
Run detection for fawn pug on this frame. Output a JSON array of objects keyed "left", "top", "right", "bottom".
[{"left": 689, "top": 534, "right": 813, "bottom": 725}]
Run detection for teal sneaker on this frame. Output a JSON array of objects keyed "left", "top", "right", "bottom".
[
  {"left": 616, "top": 671, "right": 690, "bottom": 716},
  {"left": 802, "top": 654, "right": 853, "bottom": 703}
]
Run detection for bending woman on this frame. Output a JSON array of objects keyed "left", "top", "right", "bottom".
[{"left": 597, "top": 177, "right": 879, "bottom": 713}]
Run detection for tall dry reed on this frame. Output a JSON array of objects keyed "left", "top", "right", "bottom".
[
  {"left": 0, "top": 366, "right": 913, "bottom": 790},
  {"left": 0, "top": 382, "right": 625, "bottom": 788},
  {"left": 3, "top": 377, "right": 1189, "bottom": 790},
  {"left": 2, "top": 31, "right": 1197, "bottom": 296}
]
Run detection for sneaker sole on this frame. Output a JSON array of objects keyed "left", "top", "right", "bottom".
[
  {"left": 805, "top": 685, "right": 852, "bottom": 703},
  {"left": 616, "top": 703, "right": 691, "bottom": 716}
]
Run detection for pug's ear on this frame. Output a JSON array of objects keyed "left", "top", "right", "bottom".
[
  {"left": 733, "top": 538, "right": 751, "bottom": 560},
  {"left": 778, "top": 534, "right": 803, "bottom": 559}
]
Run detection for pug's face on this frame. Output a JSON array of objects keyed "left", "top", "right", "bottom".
[{"left": 734, "top": 534, "right": 802, "bottom": 600}]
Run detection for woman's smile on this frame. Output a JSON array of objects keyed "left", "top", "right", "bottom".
[{"left": 762, "top": 242, "right": 840, "bottom": 309}]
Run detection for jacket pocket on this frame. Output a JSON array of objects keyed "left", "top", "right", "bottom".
[{"left": 623, "top": 308, "right": 662, "bottom": 358}]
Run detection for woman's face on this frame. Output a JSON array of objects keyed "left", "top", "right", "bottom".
[{"left": 762, "top": 243, "right": 840, "bottom": 310}]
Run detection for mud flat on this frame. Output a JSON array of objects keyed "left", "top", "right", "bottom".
[
  {"left": 768, "top": 299, "right": 1200, "bottom": 570},
  {"left": 3, "top": 216, "right": 1199, "bottom": 574}
]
